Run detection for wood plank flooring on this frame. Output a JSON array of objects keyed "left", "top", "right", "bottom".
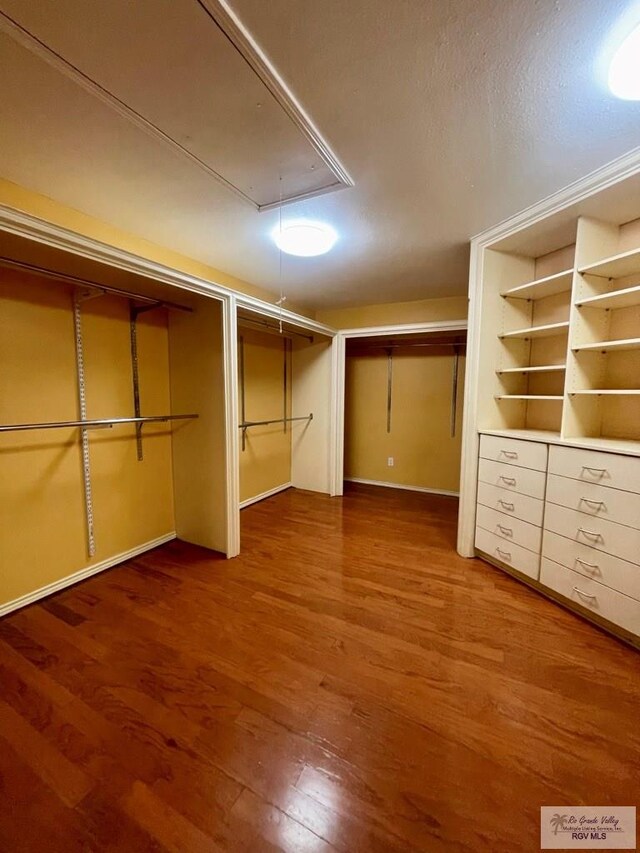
[{"left": 0, "top": 483, "right": 638, "bottom": 852}]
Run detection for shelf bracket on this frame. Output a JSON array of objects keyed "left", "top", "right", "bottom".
[{"left": 129, "top": 300, "right": 163, "bottom": 460}]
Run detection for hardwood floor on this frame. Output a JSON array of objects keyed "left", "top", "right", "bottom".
[{"left": 0, "top": 483, "right": 638, "bottom": 852}]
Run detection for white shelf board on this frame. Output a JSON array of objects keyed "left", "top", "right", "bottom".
[
  {"left": 579, "top": 247, "right": 640, "bottom": 279},
  {"left": 496, "top": 364, "right": 566, "bottom": 375},
  {"left": 479, "top": 429, "right": 640, "bottom": 457},
  {"left": 500, "top": 321, "right": 569, "bottom": 340},
  {"left": 495, "top": 395, "right": 563, "bottom": 401},
  {"left": 501, "top": 269, "right": 573, "bottom": 300},
  {"left": 572, "top": 337, "right": 640, "bottom": 353},
  {"left": 576, "top": 284, "right": 640, "bottom": 310},
  {"left": 569, "top": 389, "right": 640, "bottom": 396}
]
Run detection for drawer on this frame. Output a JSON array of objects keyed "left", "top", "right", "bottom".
[
  {"left": 476, "top": 504, "right": 542, "bottom": 553},
  {"left": 479, "top": 434, "right": 548, "bottom": 471},
  {"left": 475, "top": 527, "right": 540, "bottom": 580},
  {"left": 543, "top": 504, "right": 640, "bottom": 566},
  {"left": 549, "top": 445, "right": 640, "bottom": 494},
  {"left": 477, "top": 481, "right": 544, "bottom": 526},
  {"left": 546, "top": 473, "right": 640, "bottom": 531},
  {"left": 478, "top": 458, "right": 546, "bottom": 499},
  {"left": 540, "top": 558, "right": 640, "bottom": 637},
  {"left": 542, "top": 530, "right": 640, "bottom": 602}
]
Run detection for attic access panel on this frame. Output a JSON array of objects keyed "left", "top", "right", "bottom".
[{"left": 0, "top": 0, "right": 352, "bottom": 209}]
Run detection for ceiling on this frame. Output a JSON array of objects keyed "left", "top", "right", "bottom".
[{"left": 0, "top": 0, "right": 639, "bottom": 311}]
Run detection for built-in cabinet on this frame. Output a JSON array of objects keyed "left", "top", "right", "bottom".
[{"left": 465, "top": 172, "right": 640, "bottom": 648}]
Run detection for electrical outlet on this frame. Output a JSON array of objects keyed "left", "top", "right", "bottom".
[{"left": 387, "top": 456, "right": 394, "bottom": 467}]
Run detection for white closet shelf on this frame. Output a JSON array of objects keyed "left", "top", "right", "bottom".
[
  {"left": 572, "top": 337, "right": 640, "bottom": 353},
  {"left": 500, "top": 269, "right": 573, "bottom": 300},
  {"left": 479, "top": 428, "right": 640, "bottom": 456},
  {"left": 579, "top": 246, "right": 640, "bottom": 279},
  {"left": 575, "top": 284, "right": 640, "bottom": 309},
  {"left": 569, "top": 389, "right": 640, "bottom": 396},
  {"left": 495, "top": 395, "right": 564, "bottom": 401},
  {"left": 496, "top": 364, "right": 566, "bottom": 375},
  {"left": 500, "top": 321, "right": 570, "bottom": 340}
]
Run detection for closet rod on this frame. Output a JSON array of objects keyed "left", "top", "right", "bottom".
[
  {"left": 238, "top": 316, "right": 313, "bottom": 342},
  {"left": 0, "top": 414, "right": 198, "bottom": 433},
  {"left": 239, "top": 413, "right": 313, "bottom": 429},
  {"left": 0, "top": 257, "right": 193, "bottom": 313}
]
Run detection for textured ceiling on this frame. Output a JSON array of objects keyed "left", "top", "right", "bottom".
[{"left": 1, "top": 0, "right": 640, "bottom": 310}]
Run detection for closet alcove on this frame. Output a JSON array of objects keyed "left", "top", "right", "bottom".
[
  {"left": 235, "top": 307, "right": 333, "bottom": 524},
  {"left": 0, "top": 231, "right": 229, "bottom": 614},
  {"left": 343, "top": 331, "right": 467, "bottom": 497}
]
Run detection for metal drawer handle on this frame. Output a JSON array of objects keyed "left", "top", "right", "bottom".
[
  {"left": 578, "top": 527, "right": 603, "bottom": 542},
  {"left": 581, "top": 466, "right": 608, "bottom": 478},
  {"left": 573, "top": 586, "right": 598, "bottom": 603},
  {"left": 498, "top": 499, "right": 515, "bottom": 511},
  {"left": 496, "top": 524, "right": 513, "bottom": 537},
  {"left": 499, "top": 476, "right": 517, "bottom": 486},
  {"left": 575, "top": 557, "right": 600, "bottom": 574},
  {"left": 580, "top": 497, "right": 606, "bottom": 511},
  {"left": 500, "top": 450, "right": 518, "bottom": 459},
  {"left": 496, "top": 547, "right": 512, "bottom": 560}
]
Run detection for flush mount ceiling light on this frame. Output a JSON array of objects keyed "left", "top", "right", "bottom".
[
  {"left": 272, "top": 220, "right": 338, "bottom": 257},
  {"left": 608, "top": 20, "right": 640, "bottom": 99}
]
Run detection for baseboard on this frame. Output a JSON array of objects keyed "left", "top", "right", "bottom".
[
  {"left": 345, "top": 477, "right": 459, "bottom": 497},
  {"left": 240, "top": 482, "right": 292, "bottom": 509},
  {"left": 0, "top": 532, "right": 177, "bottom": 618}
]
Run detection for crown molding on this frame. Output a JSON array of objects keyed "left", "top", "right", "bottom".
[{"left": 473, "top": 145, "right": 640, "bottom": 249}]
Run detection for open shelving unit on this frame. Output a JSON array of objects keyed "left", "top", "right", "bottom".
[
  {"left": 564, "top": 216, "right": 640, "bottom": 443},
  {"left": 476, "top": 208, "right": 640, "bottom": 447},
  {"left": 487, "top": 242, "right": 573, "bottom": 434}
]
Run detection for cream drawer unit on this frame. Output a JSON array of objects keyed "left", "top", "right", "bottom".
[
  {"left": 478, "top": 458, "right": 546, "bottom": 499},
  {"left": 543, "top": 504, "right": 640, "bottom": 566},
  {"left": 542, "top": 531, "right": 640, "bottom": 602},
  {"left": 540, "top": 559, "right": 640, "bottom": 637},
  {"left": 549, "top": 445, "right": 640, "bottom": 494},
  {"left": 475, "top": 528, "right": 540, "bottom": 579},
  {"left": 546, "top": 474, "right": 640, "bottom": 531},
  {"left": 479, "top": 434, "right": 548, "bottom": 472},
  {"left": 476, "top": 505, "right": 542, "bottom": 553},
  {"left": 476, "top": 482, "right": 544, "bottom": 527}
]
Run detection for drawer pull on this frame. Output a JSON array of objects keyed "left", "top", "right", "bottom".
[
  {"left": 577, "top": 527, "right": 604, "bottom": 542},
  {"left": 500, "top": 450, "right": 518, "bottom": 459},
  {"left": 575, "top": 557, "right": 600, "bottom": 575},
  {"left": 499, "top": 475, "right": 517, "bottom": 486},
  {"left": 579, "top": 497, "right": 606, "bottom": 512},
  {"left": 495, "top": 547, "right": 512, "bottom": 561},
  {"left": 581, "top": 466, "right": 608, "bottom": 478},
  {"left": 573, "top": 586, "right": 598, "bottom": 604},
  {"left": 498, "top": 499, "right": 515, "bottom": 511},
  {"left": 496, "top": 524, "right": 513, "bottom": 537}
]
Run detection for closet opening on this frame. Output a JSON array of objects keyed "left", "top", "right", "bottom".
[
  {"left": 342, "top": 329, "right": 467, "bottom": 543},
  {"left": 236, "top": 307, "right": 333, "bottom": 535},
  {"left": 0, "top": 230, "right": 231, "bottom": 616}
]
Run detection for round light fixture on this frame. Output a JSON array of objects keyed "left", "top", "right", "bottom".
[
  {"left": 272, "top": 220, "right": 338, "bottom": 257},
  {"left": 608, "top": 21, "right": 640, "bottom": 99}
]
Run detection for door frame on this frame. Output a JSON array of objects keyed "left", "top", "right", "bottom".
[{"left": 330, "top": 319, "right": 468, "bottom": 497}]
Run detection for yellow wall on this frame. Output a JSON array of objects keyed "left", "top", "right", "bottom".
[
  {"left": 0, "top": 177, "right": 309, "bottom": 313},
  {"left": 239, "top": 328, "right": 291, "bottom": 503},
  {"left": 169, "top": 298, "right": 228, "bottom": 552},
  {"left": 317, "top": 295, "right": 467, "bottom": 329},
  {"left": 345, "top": 346, "right": 466, "bottom": 493},
  {"left": 0, "top": 271, "right": 175, "bottom": 608}
]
